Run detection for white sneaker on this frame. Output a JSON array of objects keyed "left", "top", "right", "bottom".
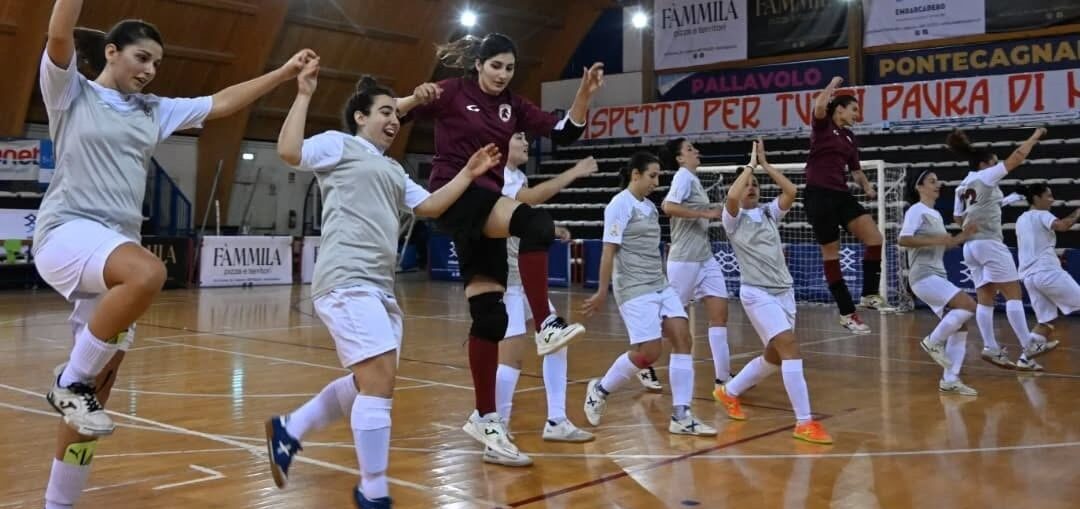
[
  {"left": 637, "top": 367, "right": 662, "bottom": 392},
  {"left": 462, "top": 411, "right": 524, "bottom": 461},
  {"left": 1015, "top": 356, "right": 1044, "bottom": 372},
  {"left": 981, "top": 347, "right": 1017, "bottom": 369},
  {"left": 920, "top": 336, "right": 951, "bottom": 370},
  {"left": 1023, "top": 339, "right": 1059, "bottom": 359},
  {"left": 542, "top": 419, "right": 595, "bottom": 442},
  {"left": 939, "top": 379, "right": 978, "bottom": 396},
  {"left": 858, "top": 294, "right": 896, "bottom": 312},
  {"left": 583, "top": 379, "right": 607, "bottom": 426},
  {"left": 840, "top": 313, "right": 872, "bottom": 334},
  {"left": 46, "top": 363, "right": 115, "bottom": 437},
  {"left": 535, "top": 315, "right": 585, "bottom": 355},
  {"left": 482, "top": 445, "right": 533, "bottom": 467},
  {"left": 669, "top": 411, "right": 717, "bottom": 436}
]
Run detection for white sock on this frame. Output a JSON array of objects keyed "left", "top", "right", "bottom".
[
  {"left": 668, "top": 353, "right": 694, "bottom": 410},
  {"left": 495, "top": 364, "right": 520, "bottom": 424},
  {"left": 930, "top": 309, "right": 973, "bottom": 345},
  {"left": 286, "top": 374, "right": 357, "bottom": 440},
  {"left": 1005, "top": 300, "right": 1032, "bottom": 349},
  {"left": 976, "top": 304, "right": 999, "bottom": 350},
  {"left": 599, "top": 352, "right": 640, "bottom": 394},
  {"left": 542, "top": 347, "right": 568, "bottom": 422},
  {"left": 943, "top": 331, "right": 967, "bottom": 383},
  {"left": 781, "top": 359, "right": 812, "bottom": 423},
  {"left": 59, "top": 326, "right": 119, "bottom": 387},
  {"left": 45, "top": 456, "right": 92, "bottom": 508},
  {"left": 351, "top": 395, "right": 392, "bottom": 500},
  {"left": 708, "top": 327, "right": 731, "bottom": 382},
  {"left": 726, "top": 356, "right": 778, "bottom": 397}
]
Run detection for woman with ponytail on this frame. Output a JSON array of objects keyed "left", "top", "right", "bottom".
[
  {"left": 1015, "top": 183, "right": 1074, "bottom": 351},
  {"left": 36, "top": 3, "right": 315, "bottom": 508},
  {"left": 580, "top": 152, "right": 717, "bottom": 438},
  {"left": 267, "top": 63, "right": 502, "bottom": 506},
  {"left": 804, "top": 76, "right": 886, "bottom": 335},
  {"left": 898, "top": 171, "right": 979, "bottom": 396},
  {"left": 395, "top": 33, "right": 605, "bottom": 461},
  {"left": 948, "top": 127, "right": 1056, "bottom": 371}
]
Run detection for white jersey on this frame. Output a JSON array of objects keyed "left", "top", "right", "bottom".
[
  {"left": 501, "top": 166, "right": 528, "bottom": 287},
  {"left": 953, "top": 163, "right": 1007, "bottom": 242},
  {"left": 1016, "top": 209, "right": 1062, "bottom": 278}
]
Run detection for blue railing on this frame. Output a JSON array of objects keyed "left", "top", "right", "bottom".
[{"left": 144, "top": 158, "right": 192, "bottom": 236}]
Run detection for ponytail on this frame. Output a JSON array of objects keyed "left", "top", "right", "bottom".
[
  {"left": 620, "top": 151, "right": 660, "bottom": 189},
  {"left": 73, "top": 27, "right": 106, "bottom": 78},
  {"left": 343, "top": 76, "right": 396, "bottom": 134},
  {"left": 436, "top": 33, "right": 517, "bottom": 75},
  {"left": 946, "top": 129, "right": 994, "bottom": 170}
]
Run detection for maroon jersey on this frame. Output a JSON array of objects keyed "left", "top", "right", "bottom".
[
  {"left": 805, "top": 116, "right": 860, "bottom": 192},
  {"left": 405, "top": 77, "right": 566, "bottom": 193}
]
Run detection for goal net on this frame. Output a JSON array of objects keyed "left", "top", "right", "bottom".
[{"left": 697, "top": 160, "right": 913, "bottom": 311}]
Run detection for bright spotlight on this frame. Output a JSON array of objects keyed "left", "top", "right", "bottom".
[
  {"left": 460, "top": 10, "right": 477, "bottom": 28},
  {"left": 631, "top": 11, "right": 648, "bottom": 29},
  {"left": 241, "top": 152, "right": 255, "bottom": 161}
]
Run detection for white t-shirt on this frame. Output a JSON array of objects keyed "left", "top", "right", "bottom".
[
  {"left": 1016, "top": 209, "right": 1062, "bottom": 277},
  {"left": 298, "top": 131, "right": 429, "bottom": 209},
  {"left": 603, "top": 189, "right": 659, "bottom": 245}
]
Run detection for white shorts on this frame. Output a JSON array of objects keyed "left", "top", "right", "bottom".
[
  {"left": 911, "top": 275, "right": 963, "bottom": 318},
  {"left": 503, "top": 285, "right": 556, "bottom": 338},
  {"left": 314, "top": 286, "right": 403, "bottom": 368},
  {"left": 1023, "top": 269, "right": 1080, "bottom": 324},
  {"left": 69, "top": 296, "right": 137, "bottom": 351},
  {"left": 963, "top": 239, "right": 1019, "bottom": 288},
  {"left": 666, "top": 257, "right": 729, "bottom": 306},
  {"left": 33, "top": 219, "right": 136, "bottom": 301},
  {"left": 617, "top": 287, "right": 688, "bottom": 344},
  {"left": 739, "top": 285, "right": 796, "bottom": 343}
]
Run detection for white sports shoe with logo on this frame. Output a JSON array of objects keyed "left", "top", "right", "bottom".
[
  {"left": 46, "top": 363, "right": 115, "bottom": 437},
  {"left": 535, "top": 315, "right": 585, "bottom": 355}
]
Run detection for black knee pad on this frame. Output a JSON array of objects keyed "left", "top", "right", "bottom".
[
  {"left": 509, "top": 204, "right": 555, "bottom": 252},
  {"left": 469, "top": 292, "right": 508, "bottom": 341}
]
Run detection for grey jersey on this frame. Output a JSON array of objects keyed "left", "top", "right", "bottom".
[
  {"left": 955, "top": 164, "right": 1006, "bottom": 242},
  {"left": 33, "top": 51, "right": 210, "bottom": 245},
  {"left": 901, "top": 202, "right": 949, "bottom": 283},
  {"left": 721, "top": 199, "right": 793, "bottom": 293},
  {"left": 35, "top": 77, "right": 160, "bottom": 243},
  {"left": 604, "top": 190, "right": 667, "bottom": 304},
  {"left": 305, "top": 132, "right": 429, "bottom": 297},
  {"left": 665, "top": 168, "right": 713, "bottom": 262}
]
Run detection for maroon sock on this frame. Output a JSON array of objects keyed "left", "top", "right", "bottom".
[
  {"left": 518, "top": 250, "right": 552, "bottom": 331},
  {"left": 468, "top": 336, "right": 499, "bottom": 415}
]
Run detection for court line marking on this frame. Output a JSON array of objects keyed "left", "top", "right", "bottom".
[
  {"left": 110, "top": 389, "right": 319, "bottom": 398},
  {"left": 152, "top": 465, "right": 225, "bottom": 491},
  {"left": 801, "top": 349, "right": 1080, "bottom": 379},
  {"left": 144, "top": 337, "right": 473, "bottom": 390},
  {"left": 0, "top": 383, "right": 502, "bottom": 507}
]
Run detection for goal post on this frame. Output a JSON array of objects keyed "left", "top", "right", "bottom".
[{"left": 696, "top": 160, "right": 912, "bottom": 311}]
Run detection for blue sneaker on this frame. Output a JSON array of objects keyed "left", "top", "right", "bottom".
[
  {"left": 354, "top": 487, "right": 393, "bottom": 508},
  {"left": 265, "top": 416, "right": 302, "bottom": 488}
]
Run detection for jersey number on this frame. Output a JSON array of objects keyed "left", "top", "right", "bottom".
[{"left": 962, "top": 188, "right": 978, "bottom": 207}]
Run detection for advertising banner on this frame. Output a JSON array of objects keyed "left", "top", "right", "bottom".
[
  {"left": 747, "top": 0, "right": 848, "bottom": 58},
  {"left": 864, "top": 0, "right": 985, "bottom": 47},
  {"left": 142, "top": 236, "right": 193, "bottom": 289},
  {"left": 654, "top": 0, "right": 748, "bottom": 70},
  {"left": 659, "top": 58, "right": 848, "bottom": 101},
  {"left": 0, "top": 139, "right": 52, "bottom": 182},
  {"left": 986, "top": 0, "right": 1080, "bottom": 32},
  {"left": 199, "top": 236, "right": 292, "bottom": 287},
  {"left": 867, "top": 34, "right": 1080, "bottom": 84},
  {"left": 301, "top": 236, "right": 320, "bottom": 284}
]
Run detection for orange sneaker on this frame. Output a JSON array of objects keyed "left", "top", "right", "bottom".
[
  {"left": 792, "top": 420, "right": 833, "bottom": 445},
  {"left": 713, "top": 386, "right": 746, "bottom": 420}
]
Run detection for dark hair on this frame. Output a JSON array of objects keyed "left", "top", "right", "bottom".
[
  {"left": 343, "top": 76, "right": 397, "bottom": 135},
  {"left": 1023, "top": 183, "right": 1050, "bottom": 203},
  {"left": 437, "top": 33, "right": 517, "bottom": 75},
  {"left": 73, "top": 20, "right": 162, "bottom": 78},
  {"left": 658, "top": 138, "right": 686, "bottom": 172},
  {"left": 619, "top": 152, "right": 660, "bottom": 189},
  {"left": 905, "top": 169, "right": 934, "bottom": 203},
  {"left": 826, "top": 94, "right": 858, "bottom": 119},
  {"left": 946, "top": 129, "right": 995, "bottom": 169}
]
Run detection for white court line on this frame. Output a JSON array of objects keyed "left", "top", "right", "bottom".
[
  {"left": 145, "top": 338, "right": 473, "bottom": 390},
  {"left": 0, "top": 382, "right": 502, "bottom": 507},
  {"left": 802, "top": 349, "right": 1080, "bottom": 379},
  {"left": 153, "top": 465, "right": 225, "bottom": 491},
  {"left": 110, "top": 389, "right": 318, "bottom": 398}
]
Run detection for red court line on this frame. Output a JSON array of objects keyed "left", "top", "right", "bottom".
[{"left": 504, "top": 412, "right": 841, "bottom": 508}]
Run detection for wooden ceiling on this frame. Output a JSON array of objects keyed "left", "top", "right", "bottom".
[{"left": 0, "top": 0, "right": 610, "bottom": 220}]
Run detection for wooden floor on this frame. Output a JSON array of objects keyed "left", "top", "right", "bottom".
[{"left": 1, "top": 274, "right": 1078, "bottom": 508}]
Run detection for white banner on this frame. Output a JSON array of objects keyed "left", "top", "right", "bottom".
[
  {"left": 0, "top": 139, "right": 44, "bottom": 181},
  {"left": 199, "top": 236, "right": 293, "bottom": 287},
  {"left": 654, "top": 0, "right": 747, "bottom": 71},
  {"left": 865, "top": 0, "right": 985, "bottom": 48},
  {"left": 582, "top": 68, "right": 1080, "bottom": 141},
  {"left": 0, "top": 209, "right": 37, "bottom": 239},
  {"left": 301, "top": 236, "right": 320, "bottom": 284}
]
